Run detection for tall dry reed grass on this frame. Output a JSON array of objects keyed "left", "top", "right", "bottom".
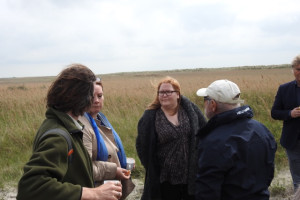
[
  {"left": 0, "top": 83, "right": 49, "bottom": 187},
  {"left": 0, "top": 66, "right": 294, "bottom": 191}
]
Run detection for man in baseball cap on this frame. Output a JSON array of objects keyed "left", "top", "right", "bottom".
[
  {"left": 196, "top": 79, "right": 244, "bottom": 104},
  {"left": 195, "top": 79, "right": 277, "bottom": 200}
]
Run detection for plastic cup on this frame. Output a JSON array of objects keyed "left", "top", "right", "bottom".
[
  {"left": 104, "top": 180, "right": 120, "bottom": 184},
  {"left": 126, "top": 157, "right": 135, "bottom": 171}
]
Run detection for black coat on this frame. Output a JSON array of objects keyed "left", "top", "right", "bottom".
[
  {"left": 136, "top": 96, "right": 206, "bottom": 200},
  {"left": 271, "top": 80, "right": 300, "bottom": 149},
  {"left": 196, "top": 106, "right": 277, "bottom": 200}
]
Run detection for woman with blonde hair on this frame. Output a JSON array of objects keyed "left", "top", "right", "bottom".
[{"left": 136, "top": 76, "right": 206, "bottom": 200}]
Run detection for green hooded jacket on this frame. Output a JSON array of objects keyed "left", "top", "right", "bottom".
[{"left": 17, "top": 108, "right": 94, "bottom": 200}]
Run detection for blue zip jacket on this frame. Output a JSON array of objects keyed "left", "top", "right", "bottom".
[{"left": 196, "top": 106, "right": 277, "bottom": 200}]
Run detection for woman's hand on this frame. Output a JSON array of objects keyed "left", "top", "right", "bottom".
[
  {"left": 82, "top": 181, "right": 122, "bottom": 200},
  {"left": 115, "top": 167, "right": 130, "bottom": 180}
]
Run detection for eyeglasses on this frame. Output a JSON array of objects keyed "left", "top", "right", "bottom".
[
  {"left": 158, "top": 91, "right": 178, "bottom": 96},
  {"left": 204, "top": 96, "right": 212, "bottom": 102}
]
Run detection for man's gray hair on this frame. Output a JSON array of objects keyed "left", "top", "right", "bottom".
[
  {"left": 215, "top": 101, "right": 240, "bottom": 113},
  {"left": 292, "top": 54, "right": 300, "bottom": 68}
]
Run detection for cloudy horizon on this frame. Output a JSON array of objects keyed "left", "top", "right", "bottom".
[{"left": 1, "top": 0, "right": 299, "bottom": 78}]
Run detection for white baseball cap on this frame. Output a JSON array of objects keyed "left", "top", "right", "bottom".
[{"left": 196, "top": 79, "right": 244, "bottom": 104}]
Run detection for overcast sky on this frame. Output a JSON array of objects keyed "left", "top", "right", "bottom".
[{"left": 1, "top": 0, "right": 299, "bottom": 78}]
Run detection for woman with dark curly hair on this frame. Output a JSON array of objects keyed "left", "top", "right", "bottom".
[{"left": 17, "top": 64, "right": 122, "bottom": 200}]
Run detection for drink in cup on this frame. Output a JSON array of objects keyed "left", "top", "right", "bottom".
[{"left": 126, "top": 158, "right": 135, "bottom": 171}]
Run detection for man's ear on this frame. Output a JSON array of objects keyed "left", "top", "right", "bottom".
[{"left": 211, "top": 99, "right": 217, "bottom": 112}]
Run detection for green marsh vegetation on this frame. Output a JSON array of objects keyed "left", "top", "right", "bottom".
[{"left": 0, "top": 65, "right": 294, "bottom": 197}]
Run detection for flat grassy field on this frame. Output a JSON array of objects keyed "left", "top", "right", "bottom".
[{"left": 0, "top": 65, "right": 294, "bottom": 197}]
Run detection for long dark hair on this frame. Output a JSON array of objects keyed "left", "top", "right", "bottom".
[{"left": 47, "top": 64, "right": 96, "bottom": 116}]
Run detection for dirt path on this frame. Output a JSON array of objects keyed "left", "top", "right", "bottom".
[
  {"left": 270, "top": 168, "right": 294, "bottom": 200},
  {"left": 0, "top": 187, "right": 16, "bottom": 200},
  {"left": 0, "top": 171, "right": 296, "bottom": 200},
  {"left": 0, "top": 179, "right": 144, "bottom": 200}
]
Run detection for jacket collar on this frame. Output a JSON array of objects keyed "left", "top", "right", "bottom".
[
  {"left": 198, "top": 105, "right": 253, "bottom": 138},
  {"left": 46, "top": 107, "right": 83, "bottom": 134}
]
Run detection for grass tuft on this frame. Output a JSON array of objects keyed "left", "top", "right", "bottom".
[{"left": 0, "top": 66, "right": 294, "bottom": 197}]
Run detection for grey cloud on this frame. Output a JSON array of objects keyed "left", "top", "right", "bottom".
[
  {"left": 179, "top": 4, "right": 235, "bottom": 31},
  {"left": 260, "top": 16, "right": 300, "bottom": 36}
]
